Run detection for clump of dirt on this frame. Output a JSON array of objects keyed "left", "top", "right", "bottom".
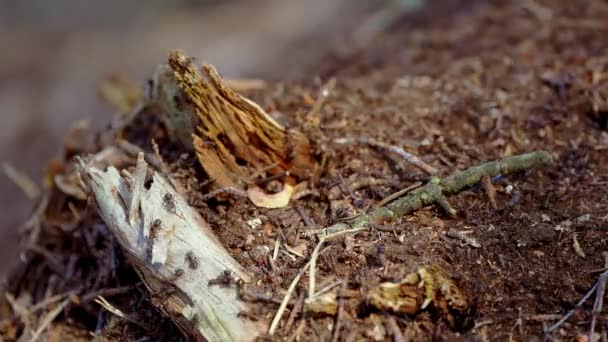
[{"left": 2, "top": 0, "right": 608, "bottom": 340}]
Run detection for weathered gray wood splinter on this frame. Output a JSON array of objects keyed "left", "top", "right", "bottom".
[{"left": 79, "top": 153, "right": 264, "bottom": 341}]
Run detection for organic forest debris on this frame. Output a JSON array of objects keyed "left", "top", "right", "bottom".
[
  {"left": 334, "top": 137, "right": 438, "bottom": 175},
  {"left": 4, "top": 0, "right": 608, "bottom": 340},
  {"left": 545, "top": 269, "right": 608, "bottom": 339},
  {"left": 313, "top": 151, "right": 553, "bottom": 238},
  {"left": 79, "top": 154, "right": 264, "bottom": 341},
  {"left": 368, "top": 265, "right": 469, "bottom": 327},
  {"left": 152, "top": 50, "right": 316, "bottom": 190},
  {"left": 3, "top": 163, "right": 40, "bottom": 200}
]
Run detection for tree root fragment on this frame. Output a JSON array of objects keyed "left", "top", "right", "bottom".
[
  {"left": 311, "top": 151, "right": 553, "bottom": 238},
  {"left": 544, "top": 269, "right": 608, "bottom": 339}
]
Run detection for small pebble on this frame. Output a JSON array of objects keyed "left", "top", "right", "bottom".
[
  {"left": 576, "top": 214, "right": 591, "bottom": 224},
  {"left": 246, "top": 218, "right": 263, "bottom": 230},
  {"left": 250, "top": 245, "right": 270, "bottom": 263}
]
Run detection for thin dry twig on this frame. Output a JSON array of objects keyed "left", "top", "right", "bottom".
[
  {"left": 95, "top": 296, "right": 126, "bottom": 319},
  {"left": 28, "top": 298, "right": 70, "bottom": 342},
  {"left": 334, "top": 137, "right": 438, "bottom": 175},
  {"left": 331, "top": 281, "right": 347, "bottom": 342},
  {"left": 80, "top": 286, "right": 132, "bottom": 303},
  {"left": 284, "top": 292, "right": 305, "bottom": 333},
  {"left": 283, "top": 243, "right": 305, "bottom": 259},
  {"left": 29, "top": 293, "right": 71, "bottom": 313},
  {"left": 115, "top": 139, "right": 164, "bottom": 170},
  {"left": 526, "top": 314, "right": 562, "bottom": 321},
  {"left": 95, "top": 296, "right": 150, "bottom": 331},
  {"left": 313, "top": 280, "right": 342, "bottom": 299},
  {"left": 5, "top": 293, "right": 32, "bottom": 326},
  {"left": 308, "top": 239, "right": 325, "bottom": 300},
  {"left": 545, "top": 269, "right": 608, "bottom": 335},
  {"left": 296, "top": 205, "right": 315, "bottom": 227},
  {"left": 307, "top": 227, "right": 367, "bottom": 300},
  {"left": 3, "top": 163, "right": 40, "bottom": 199},
  {"left": 273, "top": 239, "right": 281, "bottom": 261},
  {"left": 128, "top": 153, "right": 147, "bottom": 226},
  {"left": 385, "top": 315, "right": 405, "bottom": 342},
  {"left": 268, "top": 262, "right": 310, "bottom": 336},
  {"left": 374, "top": 181, "right": 423, "bottom": 208},
  {"left": 350, "top": 178, "right": 393, "bottom": 191},
  {"left": 270, "top": 228, "right": 357, "bottom": 336},
  {"left": 286, "top": 318, "right": 307, "bottom": 342},
  {"left": 590, "top": 271, "right": 608, "bottom": 342}
]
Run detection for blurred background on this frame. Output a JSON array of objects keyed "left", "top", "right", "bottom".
[{"left": 0, "top": 0, "right": 428, "bottom": 275}]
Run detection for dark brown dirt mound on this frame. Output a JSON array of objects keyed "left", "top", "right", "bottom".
[{"left": 2, "top": 0, "right": 608, "bottom": 340}]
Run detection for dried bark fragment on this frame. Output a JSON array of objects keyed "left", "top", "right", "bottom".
[{"left": 154, "top": 50, "right": 316, "bottom": 189}]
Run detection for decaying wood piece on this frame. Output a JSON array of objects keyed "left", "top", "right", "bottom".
[
  {"left": 79, "top": 153, "right": 264, "bottom": 341},
  {"left": 153, "top": 50, "right": 316, "bottom": 189}
]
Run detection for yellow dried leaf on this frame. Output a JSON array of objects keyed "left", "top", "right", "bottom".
[
  {"left": 368, "top": 265, "right": 469, "bottom": 327},
  {"left": 247, "top": 183, "right": 294, "bottom": 209}
]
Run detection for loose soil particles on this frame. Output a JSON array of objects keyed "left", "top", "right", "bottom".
[{"left": 3, "top": 0, "right": 608, "bottom": 340}]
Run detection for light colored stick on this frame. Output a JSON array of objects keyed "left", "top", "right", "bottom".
[
  {"left": 334, "top": 137, "right": 438, "bottom": 175},
  {"left": 269, "top": 229, "right": 350, "bottom": 336},
  {"left": 128, "top": 153, "right": 146, "bottom": 226},
  {"left": 28, "top": 298, "right": 70, "bottom": 342},
  {"left": 3, "top": 163, "right": 40, "bottom": 199},
  {"left": 589, "top": 271, "right": 608, "bottom": 342},
  {"left": 545, "top": 271, "right": 605, "bottom": 335},
  {"left": 80, "top": 158, "right": 264, "bottom": 342},
  {"left": 308, "top": 239, "right": 326, "bottom": 300},
  {"left": 273, "top": 239, "right": 280, "bottom": 261},
  {"left": 268, "top": 261, "right": 311, "bottom": 336}
]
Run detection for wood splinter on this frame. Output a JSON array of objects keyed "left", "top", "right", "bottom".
[
  {"left": 79, "top": 153, "right": 265, "bottom": 341},
  {"left": 152, "top": 50, "right": 317, "bottom": 190}
]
